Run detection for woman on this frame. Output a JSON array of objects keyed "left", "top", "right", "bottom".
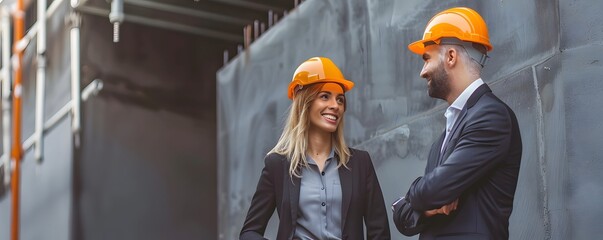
[{"left": 240, "top": 57, "right": 391, "bottom": 240}]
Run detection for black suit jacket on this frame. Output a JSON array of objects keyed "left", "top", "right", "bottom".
[
  {"left": 393, "top": 84, "right": 522, "bottom": 240},
  {"left": 240, "top": 148, "right": 391, "bottom": 240}
]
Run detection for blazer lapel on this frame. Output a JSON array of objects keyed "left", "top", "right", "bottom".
[
  {"left": 439, "top": 109, "right": 468, "bottom": 163},
  {"left": 466, "top": 84, "right": 491, "bottom": 109},
  {"left": 338, "top": 154, "right": 352, "bottom": 231},
  {"left": 439, "top": 84, "right": 492, "bottom": 163},
  {"left": 433, "top": 132, "right": 446, "bottom": 168}
]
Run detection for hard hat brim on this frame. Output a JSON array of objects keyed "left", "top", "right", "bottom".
[
  {"left": 408, "top": 38, "right": 493, "bottom": 55},
  {"left": 408, "top": 39, "right": 428, "bottom": 55},
  {"left": 287, "top": 78, "right": 355, "bottom": 100}
]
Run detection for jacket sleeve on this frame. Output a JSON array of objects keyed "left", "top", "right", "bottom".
[
  {"left": 408, "top": 102, "right": 513, "bottom": 211},
  {"left": 363, "top": 152, "right": 392, "bottom": 239},
  {"left": 392, "top": 177, "right": 427, "bottom": 236},
  {"left": 239, "top": 156, "right": 277, "bottom": 240}
]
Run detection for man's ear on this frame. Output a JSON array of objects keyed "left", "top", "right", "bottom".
[{"left": 446, "top": 47, "right": 457, "bottom": 67}]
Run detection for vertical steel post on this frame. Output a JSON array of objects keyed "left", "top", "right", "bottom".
[
  {"left": 1, "top": 7, "right": 12, "bottom": 186},
  {"left": 10, "top": 0, "right": 25, "bottom": 238},
  {"left": 70, "top": 11, "right": 81, "bottom": 147},
  {"left": 35, "top": 0, "right": 48, "bottom": 162}
]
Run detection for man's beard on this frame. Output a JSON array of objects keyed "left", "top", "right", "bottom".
[{"left": 428, "top": 61, "right": 450, "bottom": 101}]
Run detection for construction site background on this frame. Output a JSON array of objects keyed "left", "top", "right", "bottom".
[{"left": 0, "top": 0, "right": 601, "bottom": 239}]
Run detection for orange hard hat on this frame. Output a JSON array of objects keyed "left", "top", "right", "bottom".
[
  {"left": 287, "top": 57, "right": 354, "bottom": 99},
  {"left": 408, "top": 7, "right": 493, "bottom": 55}
]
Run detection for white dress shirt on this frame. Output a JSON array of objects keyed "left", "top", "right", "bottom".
[{"left": 441, "top": 78, "right": 484, "bottom": 153}]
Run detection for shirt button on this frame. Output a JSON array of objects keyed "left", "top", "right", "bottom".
[
  {"left": 321, "top": 187, "right": 324, "bottom": 190},
  {"left": 321, "top": 172, "right": 325, "bottom": 176},
  {"left": 321, "top": 202, "right": 326, "bottom": 206}
]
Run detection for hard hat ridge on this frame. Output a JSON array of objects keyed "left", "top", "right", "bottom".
[
  {"left": 408, "top": 7, "right": 493, "bottom": 66},
  {"left": 287, "top": 57, "right": 354, "bottom": 99}
]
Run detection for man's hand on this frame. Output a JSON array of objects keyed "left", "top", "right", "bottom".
[{"left": 424, "top": 199, "right": 459, "bottom": 217}]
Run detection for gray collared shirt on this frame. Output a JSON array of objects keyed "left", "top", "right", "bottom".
[{"left": 294, "top": 149, "right": 342, "bottom": 240}]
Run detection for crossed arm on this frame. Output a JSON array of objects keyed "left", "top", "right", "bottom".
[
  {"left": 391, "top": 183, "right": 458, "bottom": 236},
  {"left": 392, "top": 104, "right": 512, "bottom": 236}
]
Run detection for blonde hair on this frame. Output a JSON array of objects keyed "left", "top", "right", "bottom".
[{"left": 269, "top": 83, "right": 351, "bottom": 178}]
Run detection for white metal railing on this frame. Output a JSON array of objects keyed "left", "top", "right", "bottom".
[{"left": 0, "top": 0, "right": 101, "bottom": 187}]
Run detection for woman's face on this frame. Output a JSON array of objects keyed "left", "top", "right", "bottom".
[{"left": 308, "top": 83, "right": 345, "bottom": 133}]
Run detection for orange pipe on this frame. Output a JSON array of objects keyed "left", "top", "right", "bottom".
[{"left": 11, "top": 0, "right": 25, "bottom": 239}]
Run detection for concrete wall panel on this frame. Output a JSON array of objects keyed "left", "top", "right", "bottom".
[
  {"left": 560, "top": 0, "right": 603, "bottom": 50},
  {"left": 492, "top": 68, "right": 546, "bottom": 240},
  {"left": 218, "top": 0, "right": 603, "bottom": 239},
  {"left": 561, "top": 45, "right": 603, "bottom": 239}
]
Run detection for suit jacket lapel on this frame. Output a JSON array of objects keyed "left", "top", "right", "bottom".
[
  {"left": 466, "top": 84, "right": 491, "bottom": 109},
  {"left": 439, "top": 84, "right": 492, "bottom": 163},
  {"left": 433, "top": 132, "right": 446, "bottom": 168},
  {"left": 439, "top": 109, "right": 468, "bottom": 163},
  {"left": 338, "top": 154, "right": 352, "bottom": 231}
]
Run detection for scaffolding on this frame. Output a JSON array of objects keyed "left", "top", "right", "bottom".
[
  {"left": 0, "top": 0, "right": 297, "bottom": 238},
  {"left": 0, "top": 0, "right": 93, "bottom": 238}
]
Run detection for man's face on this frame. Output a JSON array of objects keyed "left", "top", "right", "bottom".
[{"left": 419, "top": 45, "right": 450, "bottom": 100}]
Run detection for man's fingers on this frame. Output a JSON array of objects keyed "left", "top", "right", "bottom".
[
  {"left": 441, "top": 205, "right": 450, "bottom": 215},
  {"left": 428, "top": 199, "right": 461, "bottom": 217},
  {"left": 451, "top": 199, "right": 458, "bottom": 210},
  {"left": 442, "top": 207, "right": 450, "bottom": 215},
  {"left": 442, "top": 199, "right": 459, "bottom": 215},
  {"left": 424, "top": 209, "right": 438, "bottom": 217}
]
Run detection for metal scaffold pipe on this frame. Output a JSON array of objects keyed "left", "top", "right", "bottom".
[
  {"left": 11, "top": 0, "right": 25, "bottom": 239},
  {"left": 1, "top": 7, "right": 12, "bottom": 187},
  {"left": 70, "top": 11, "right": 82, "bottom": 147},
  {"left": 110, "top": 0, "right": 124, "bottom": 42},
  {"left": 35, "top": 0, "right": 48, "bottom": 163}
]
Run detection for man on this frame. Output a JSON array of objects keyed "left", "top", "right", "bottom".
[{"left": 392, "top": 7, "right": 522, "bottom": 240}]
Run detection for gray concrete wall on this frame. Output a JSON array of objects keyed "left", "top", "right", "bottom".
[{"left": 217, "top": 0, "right": 603, "bottom": 239}]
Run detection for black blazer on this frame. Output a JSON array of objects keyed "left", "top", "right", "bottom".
[
  {"left": 393, "top": 84, "right": 522, "bottom": 240},
  {"left": 240, "top": 148, "right": 391, "bottom": 240}
]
